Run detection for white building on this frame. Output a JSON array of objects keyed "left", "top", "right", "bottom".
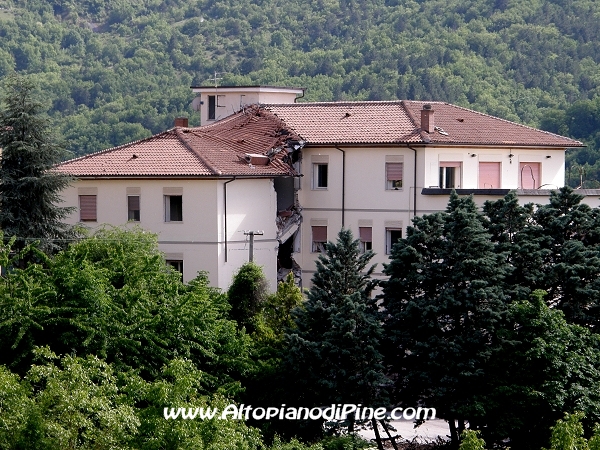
[{"left": 57, "top": 87, "right": 594, "bottom": 289}]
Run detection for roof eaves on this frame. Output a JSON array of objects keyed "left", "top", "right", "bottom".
[{"left": 438, "top": 102, "right": 585, "bottom": 147}]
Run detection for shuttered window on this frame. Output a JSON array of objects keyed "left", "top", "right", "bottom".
[
  {"left": 386, "top": 163, "right": 403, "bottom": 189},
  {"left": 79, "top": 195, "right": 97, "bottom": 222},
  {"left": 520, "top": 162, "right": 540, "bottom": 189},
  {"left": 312, "top": 226, "right": 327, "bottom": 252},
  {"left": 479, "top": 162, "right": 501, "bottom": 189},
  {"left": 128, "top": 195, "right": 140, "bottom": 221},
  {"left": 359, "top": 227, "right": 373, "bottom": 252}
]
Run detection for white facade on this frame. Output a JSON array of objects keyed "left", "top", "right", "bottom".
[
  {"left": 191, "top": 86, "right": 305, "bottom": 125},
  {"left": 295, "top": 143, "right": 575, "bottom": 286},
  {"left": 60, "top": 86, "right": 599, "bottom": 291},
  {"left": 61, "top": 177, "right": 283, "bottom": 291}
]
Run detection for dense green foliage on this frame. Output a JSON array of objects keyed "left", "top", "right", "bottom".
[
  {"left": 285, "top": 230, "right": 386, "bottom": 432},
  {"left": 383, "top": 190, "right": 600, "bottom": 449},
  {"left": 382, "top": 193, "right": 509, "bottom": 446},
  {"left": 0, "top": 0, "right": 599, "bottom": 172},
  {"left": 0, "top": 228, "right": 360, "bottom": 449},
  {"left": 483, "top": 188, "right": 600, "bottom": 328},
  {"left": 0, "top": 227, "right": 252, "bottom": 393},
  {"left": 227, "top": 261, "right": 270, "bottom": 334},
  {"left": 485, "top": 292, "right": 600, "bottom": 449},
  {"left": 0, "top": 75, "right": 75, "bottom": 257}
]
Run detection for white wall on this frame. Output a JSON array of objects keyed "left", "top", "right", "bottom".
[
  {"left": 192, "top": 87, "right": 303, "bottom": 125},
  {"left": 298, "top": 146, "right": 415, "bottom": 286},
  {"left": 216, "top": 178, "right": 280, "bottom": 292},
  {"left": 423, "top": 146, "right": 565, "bottom": 189},
  {"left": 297, "top": 144, "right": 571, "bottom": 287},
  {"left": 61, "top": 177, "right": 281, "bottom": 291}
]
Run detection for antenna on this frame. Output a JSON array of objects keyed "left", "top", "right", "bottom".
[{"left": 206, "top": 71, "right": 228, "bottom": 88}]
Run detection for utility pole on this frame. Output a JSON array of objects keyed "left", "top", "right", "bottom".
[{"left": 243, "top": 230, "right": 264, "bottom": 262}]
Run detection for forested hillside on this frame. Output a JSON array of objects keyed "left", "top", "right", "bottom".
[{"left": 2, "top": 0, "right": 599, "bottom": 182}]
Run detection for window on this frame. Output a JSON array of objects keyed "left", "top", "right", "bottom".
[
  {"left": 165, "top": 195, "right": 183, "bottom": 222},
  {"left": 359, "top": 227, "right": 372, "bottom": 252},
  {"left": 386, "top": 162, "right": 403, "bottom": 190},
  {"left": 166, "top": 260, "right": 183, "bottom": 279},
  {"left": 479, "top": 162, "right": 501, "bottom": 189},
  {"left": 312, "top": 226, "right": 327, "bottom": 252},
  {"left": 313, "top": 163, "right": 328, "bottom": 189},
  {"left": 127, "top": 195, "right": 140, "bottom": 221},
  {"left": 79, "top": 195, "right": 97, "bottom": 222},
  {"left": 386, "top": 228, "right": 403, "bottom": 254},
  {"left": 208, "top": 95, "right": 216, "bottom": 120},
  {"left": 520, "top": 162, "right": 540, "bottom": 189},
  {"left": 439, "top": 162, "right": 461, "bottom": 188}
]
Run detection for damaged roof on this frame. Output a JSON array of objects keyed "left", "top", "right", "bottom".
[
  {"left": 57, "top": 106, "right": 301, "bottom": 178},
  {"left": 58, "top": 100, "right": 582, "bottom": 177},
  {"left": 265, "top": 101, "right": 583, "bottom": 147}
]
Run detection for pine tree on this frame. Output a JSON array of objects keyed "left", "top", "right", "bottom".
[
  {"left": 484, "top": 188, "right": 600, "bottom": 328},
  {"left": 285, "top": 229, "right": 387, "bottom": 430},
  {"left": 382, "top": 193, "right": 509, "bottom": 447},
  {"left": 531, "top": 187, "right": 600, "bottom": 327},
  {"left": 0, "top": 75, "right": 74, "bottom": 258}
]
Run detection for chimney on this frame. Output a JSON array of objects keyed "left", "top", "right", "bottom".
[
  {"left": 174, "top": 117, "right": 189, "bottom": 128},
  {"left": 421, "top": 104, "right": 434, "bottom": 133}
]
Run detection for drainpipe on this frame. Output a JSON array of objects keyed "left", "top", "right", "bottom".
[
  {"left": 294, "top": 89, "right": 306, "bottom": 103},
  {"left": 407, "top": 145, "right": 417, "bottom": 220},
  {"left": 223, "top": 177, "right": 236, "bottom": 262},
  {"left": 335, "top": 146, "right": 346, "bottom": 227}
]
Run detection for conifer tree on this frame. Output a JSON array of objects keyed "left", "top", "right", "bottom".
[
  {"left": 484, "top": 187, "right": 600, "bottom": 328},
  {"left": 0, "top": 75, "right": 74, "bottom": 258},
  {"left": 285, "top": 229, "right": 387, "bottom": 430},
  {"left": 382, "top": 193, "right": 509, "bottom": 447}
]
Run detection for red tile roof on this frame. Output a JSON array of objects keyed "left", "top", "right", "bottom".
[
  {"left": 265, "top": 101, "right": 583, "bottom": 147},
  {"left": 265, "top": 102, "right": 422, "bottom": 144},
  {"left": 58, "top": 107, "right": 300, "bottom": 178},
  {"left": 58, "top": 100, "right": 582, "bottom": 178},
  {"left": 401, "top": 101, "right": 582, "bottom": 147}
]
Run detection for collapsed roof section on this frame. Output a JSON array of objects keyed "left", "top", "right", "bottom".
[{"left": 57, "top": 106, "right": 302, "bottom": 178}]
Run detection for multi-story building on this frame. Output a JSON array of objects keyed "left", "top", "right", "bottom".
[{"left": 57, "top": 86, "right": 593, "bottom": 289}]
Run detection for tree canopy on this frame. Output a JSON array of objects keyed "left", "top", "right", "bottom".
[
  {"left": 0, "top": 0, "right": 598, "bottom": 182},
  {"left": 285, "top": 229, "right": 386, "bottom": 434},
  {"left": 0, "top": 75, "right": 75, "bottom": 257}
]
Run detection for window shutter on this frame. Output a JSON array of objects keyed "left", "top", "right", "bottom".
[
  {"left": 386, "top": 163, "right": 403, "bottom": 181},
  {"left": 520, "top": 162, "right": 540, "bottom": 189},
  {"left": 479, "top": 162, "right": 501, "bottom": 189},
  {"left": 359, "top": 227, "right": 372, "bottom": 242},
  {"left": 80, "top": 195, "right": 97, "bottom": 221},
  {"left": 312, "top": 226, "right": 327, "bottom": 242},
  {"left": 128, "top": 195, "right": 140, "bottom": 210}
]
